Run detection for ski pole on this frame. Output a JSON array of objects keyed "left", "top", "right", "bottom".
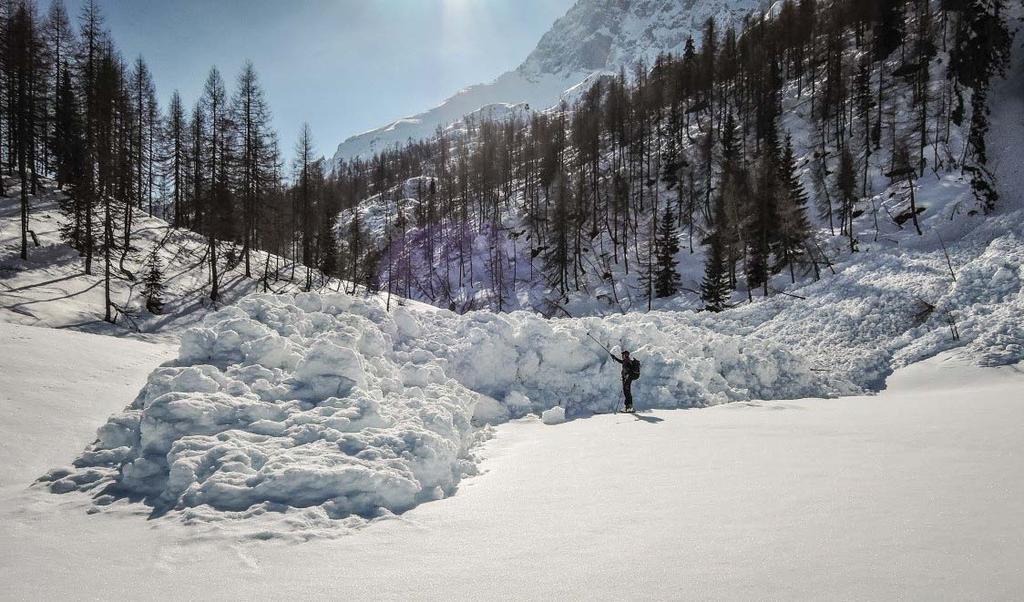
[
  {"left": 585, "top": 331, "right": 611, "bottom": 353},
  {"left": 589, "top": 331, "right": 618, "bottom": 411}
]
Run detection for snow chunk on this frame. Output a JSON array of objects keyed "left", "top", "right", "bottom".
[{"left": 541, "top": 406, "right": 566, "bottom": 425}]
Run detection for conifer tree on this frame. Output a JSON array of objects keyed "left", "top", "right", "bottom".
[
  {"left": 774, "top": 135, "right": 812, "bottom": 281},
  {"left": 654, "top": 205, "right": 681, "bottom": 298},
  {"left": 346, "top": 203, "right": 363, "bottom": 294},
  {"left": 42, "top": 0, "right": 75, "bottom": 181},
  {"left": 542, "top": 171, "right": 572, "bottom": 297},
  {"left": 143, "top": 248, "right": 164, "bottom": 314},
  {"left": 8, "top": 2, "right": 39, "bottom": 260},
  {"left": 76, "top": 0, "right": 105, "bottom": 276},
  {"left": 746, "top": 155, "right": 779, "bottom": 297},
  {"left": 55, "top": 68, "right": 86, "bottom": 249},
  {"left": 836, "top": 147, "right": 859, "bottom": 251},
  {"left": 717, "top": 112, "right": 745, "bottom": 288},
  {"left": 701, "top": 197, "right": 732, "bottom": 313},
  {"left": 232, "top": 61, "right": 273, "bottom": 277},
  {"left": 319, "top": 221, "right": 339, "bottom": 284},
  {"left": 293, "top": 123, "right": 316, "bottom": 291},
  {"left": 949, "top": 0, "right": 1011, "bottom": 212},
  {"left": 165, "top": 90, "right": 186, "bottom": 227},
  {"left": 198, "top": 67, "right": 231, "bottom": 301}
]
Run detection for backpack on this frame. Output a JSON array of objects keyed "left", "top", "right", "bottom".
[{"left": 628, "top": 358, "right": 641, "bottom": 381}]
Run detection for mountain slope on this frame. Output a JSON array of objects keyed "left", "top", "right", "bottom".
[
  {"left": 331, "top": 0, "right": 762, "bottom": 165},
  {"left": 0, "top": 182, "right": 357, "bottom": 340}
]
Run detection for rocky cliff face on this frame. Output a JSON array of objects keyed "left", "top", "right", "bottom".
[{"left": 332, "top": 0, "right": 762, "bottom": 166}]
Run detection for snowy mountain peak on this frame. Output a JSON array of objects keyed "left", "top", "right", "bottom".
[
  {"left": 332, "top": 0, "right": 762, "bottom": 166},
  {"left": 518, "top": 0, "right": 761, "bottom": 78}
]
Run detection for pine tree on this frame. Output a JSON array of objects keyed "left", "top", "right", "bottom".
[
  {"left": 746, "top": 155, "right": 779, "bottom": 297},
  {"left": 873, "top": 0, "right": 904, "bottom": 61},
  {"left": 76, "top": 0, "right": 105, "bottom": 276},
  {"left": 165, "top": 90, "right": 186, "bottom": 227},
  {"left": 293, "top": 123, "right": 316, "bottom": 291},
  {"left": 700, "top": 223, "right": 732, "bottom": 313},
  {"left": 774, "top": 135, "right": 812, "bottom": 281},
  {"left": 8, "top": 2, "right": 39, "bottom": 260},
  {"left": 654, "top": 205, "right": 681, "bottom": 298},
  {"left": 836, "top": 147, "right": 859, "bottom": 251},
  {"left": 143, "top": 248, "right": 164, "bottom": 314},
  {"left": 889, "top": 141, "right": 923, "bottom": 235},
  {"left": 42, "top": 0, "right": 75, "bottom": 182},
  {"left": 92, "top": 45, "right": 127, "bottom": 323},
  {"left": 232, "top": 61, "right": 273, "bottom": 278},
  {"left": 129, "top": 56, "right": 156, "bottom": 213},
  {"left": 949, "top": 1, "right": 1011, "bottom": 212},
  {"left": 198, "top": 67, "right": 231, "bottom": 301},
  {"left": 319, "top": 221, "right": 339, "bottom": 283},
  {"left": 346, "top": 203, "right": 363, "bottom": 294},
  {"left": 54, "top": 68, "right": 86, "bottom": 249},
  {"left": 717, "top": 112, "right": 745, "bottom": 289},
  {"left": 542, "top": 171, "right": 572, "bottom": 297},
  {"left": 702, "top": 159, "right": 735, "bottom": 313}
]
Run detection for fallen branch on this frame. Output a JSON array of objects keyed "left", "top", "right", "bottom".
[{"left": 937, "top": 233, "right": 957, "bottom": 282}]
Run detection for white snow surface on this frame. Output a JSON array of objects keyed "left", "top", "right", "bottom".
[
  {"left": 0, "top": 323, "right": 176, "bottom": 490},
  {"left": 2, "top": 325, "right": 1022, "bottom": 598}
]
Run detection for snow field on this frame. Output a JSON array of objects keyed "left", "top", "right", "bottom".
[{"left": 7, "top": 347, "right": 1023, "bottom": 599}]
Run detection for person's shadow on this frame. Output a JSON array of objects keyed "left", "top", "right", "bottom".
[{"left": 632, "top": 413, "right": 664, "bottom": 424}]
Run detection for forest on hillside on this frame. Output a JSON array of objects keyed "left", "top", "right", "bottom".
[{"left": 0, "top": 0, "right": 1013, "bottom": 321}]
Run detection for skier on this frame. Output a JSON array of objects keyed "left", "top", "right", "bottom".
[{"left": 609, "top": 349, "right": 641, "bottom": 413}]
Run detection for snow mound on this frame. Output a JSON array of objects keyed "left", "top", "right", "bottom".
[
  {"left": 718, "top": 227, "right": 1024, "bottom": 389},
  {"left": 51, "top": 290, "right": 843, "bottom": 530},
  {"left": 894, "top": 233, "right": 1024, "bottom": 368}
]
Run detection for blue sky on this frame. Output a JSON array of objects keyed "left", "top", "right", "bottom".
[{"left": 49, "top": 0, "right": 574, "bottom": 159}]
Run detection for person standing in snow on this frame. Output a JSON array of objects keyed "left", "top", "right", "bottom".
[{"left": 610, "top": 349, "right": 640, "bottom": 413}]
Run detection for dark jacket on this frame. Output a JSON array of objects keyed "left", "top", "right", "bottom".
[{"left": 610, "top": 353, "right": 639, "bottom": 383}]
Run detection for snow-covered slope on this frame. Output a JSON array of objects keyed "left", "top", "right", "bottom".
[
  {"left": 331, "top": 0, "right": 762, "bottom": 165},
  {"left": 0, "top": 183, "right": 360, "bottom": 341}
]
